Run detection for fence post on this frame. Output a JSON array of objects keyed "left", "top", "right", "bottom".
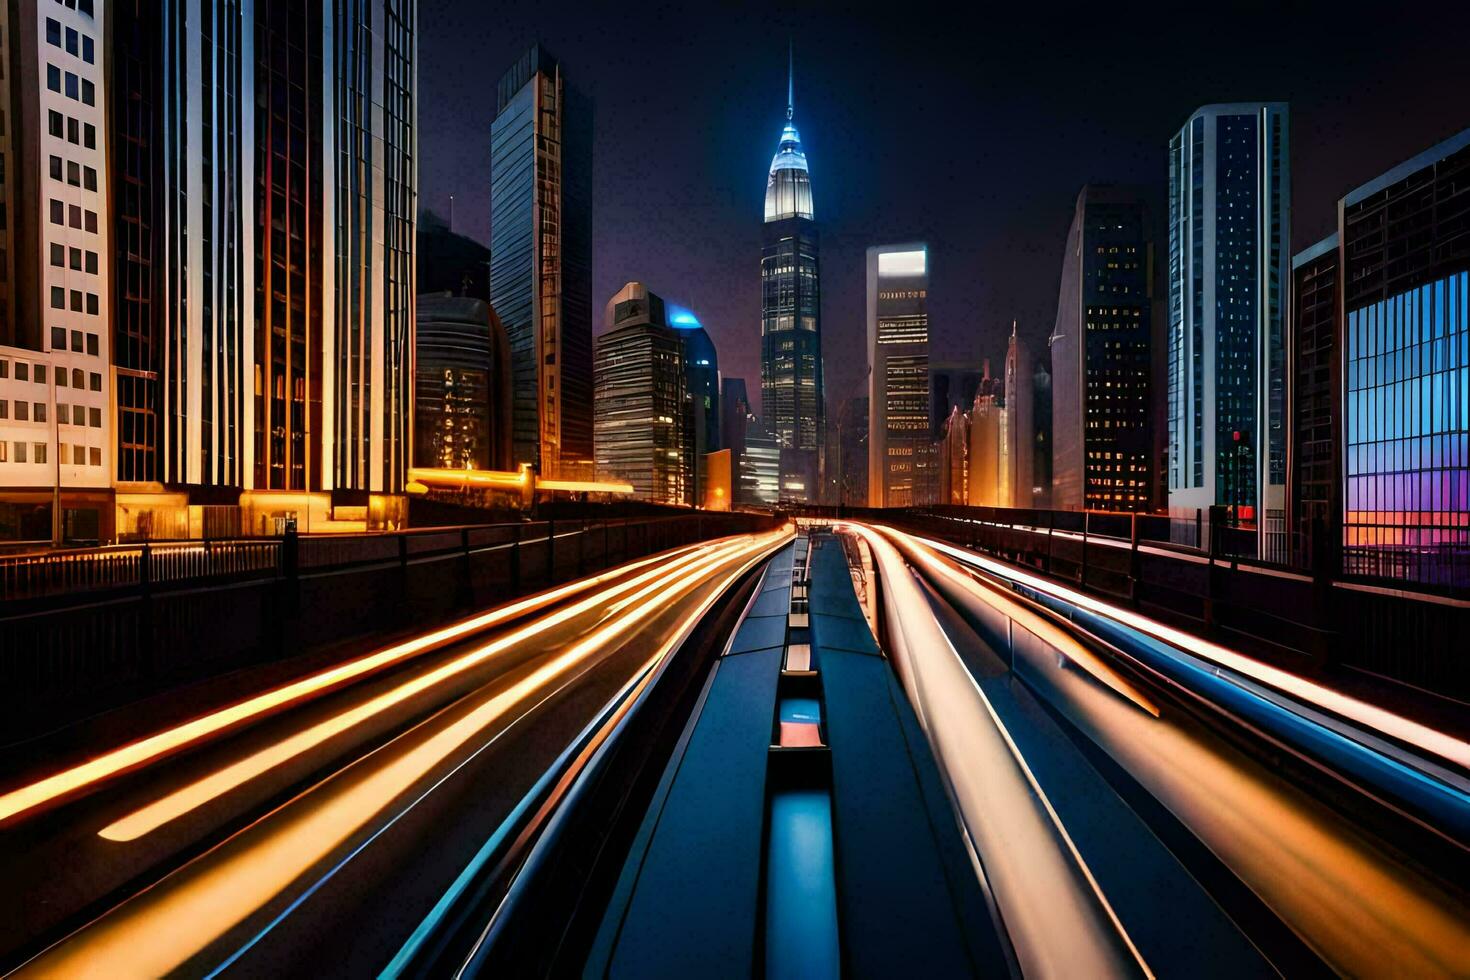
[
  {"left": 460, "top": 527, "right": 475, "bottom": 611},
  {"left": 1080, "top": 511, "right": 1089, "bottom": 587},
  {"left": 511, "top": 522, "right": 522, "bottom": 592},
  {"left": 547, "top": 518, "right": 555, "bottom": 585},
  {"left": 1129, "top": 512, "right": 1141, "bottom": 608},
  {"left": 578, "top": 516, "right": 586, "bottom": 578},
  {"left": 140, "top": 542, "right": 155, "bottom": 679},
  {"left": 1045, "top": 510, "right": 1053, "bottom": 575}
]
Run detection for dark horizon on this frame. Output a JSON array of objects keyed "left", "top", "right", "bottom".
[{"left": 419, "top": 0, "right": 1470, "bottom": 413}]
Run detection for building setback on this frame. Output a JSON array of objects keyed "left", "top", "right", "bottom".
[
  {"left": 759, "top": 54, "right": 823, "bottom": 502},
  {"left": 1052, "top": 186, "right": 1157, "bottom": 513},
  {"left": 0, "top": 0, "right": 113, "bottom": 543},
  {"left": 594, "top": 283, "right": 691, "bottom": 505},
  {"left": 867, "top": 244, "right": 930, "bottom": 507},
  {"left": 490, "top": 45, "right": 593, "bottom": 480},
  {"left": 1167, "top": 104, "right": 1290, "bottom": 554}
]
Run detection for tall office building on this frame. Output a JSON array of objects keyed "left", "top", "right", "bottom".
[
  {"left": 1167, "top": 105, "right": 1290, "bottom": 552},
  {"left": 672, "top": 308, "right": 719, "bottom": 501},
  {"left": 594, "top": 283, "right": 691, "bottom": 505},
  {"left": 1337, "top": 129, "right": 1469, "bottom": 589},
  {"left": 867, "top": 243, "right": 929, "bottom": 507},
  {"left": 491, "top": 46, "right": 593, "bottom": 480},
  {"left": 105, "top": 0, "right": 416, "bottom": 539},
  {"left": 1286, "top": 234, "right": 1339, "bottom": 562},
  {"left": 1003, "top": 323, "right": 1035, "bottom": 508},
  {"left": 1052, "top": 186, "right": 1157, "bottom": 512},
  {"left": 760, "top": 53, "right": 823, "bottom": 502},
  {"left": 0, "top": 0, "right": 114, "bottom": 542}
]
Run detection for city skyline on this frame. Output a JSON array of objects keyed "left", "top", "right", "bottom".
[{"left": 418, "top": 0, "right": 1470, "bottom": 417}]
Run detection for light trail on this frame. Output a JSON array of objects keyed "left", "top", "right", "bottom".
[
  {"left": 98, "top": 539, "right": 751, "bottom": 841},
  {"left": 902, "top": 528, "right": 1470, "bottom": 772},
  {"left": 846, "top": 524, "right": 1150, "bottom": 980},
  {"left": 863, "top": 522, "right": 1470, "bottom": 975},
  {"left": 0, "top": 545, "right": 701, "bottom": 827},
  {"left": 16, "top": 529, "right": 789, "bottom": 977},
  {"left": 870, "top": 526, "right": 1160, "bottom": 717}
]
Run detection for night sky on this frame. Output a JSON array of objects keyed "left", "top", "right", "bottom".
[{"left": 419, "top": 0, "right": 1470, "bottom": 414}]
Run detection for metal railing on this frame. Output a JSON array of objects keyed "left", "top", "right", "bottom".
[{"left": 0, "top": 538, "right": 282, "bottom": 601}]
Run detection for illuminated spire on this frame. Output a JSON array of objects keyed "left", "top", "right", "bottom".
[
  {"left": 765, "top": 43, "right": 813, "bottom": 221},
  {"left": 787, "top": 40, "right": 794, "bottom": 121}
]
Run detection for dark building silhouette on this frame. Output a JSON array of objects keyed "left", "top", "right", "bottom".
[{"left": 1052, "top": 185, "right": 1157, "bottom": 512}]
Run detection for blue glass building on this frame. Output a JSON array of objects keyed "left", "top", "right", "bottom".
[{"left": 1338, "top": 129, "right": 1470, "bottom": 589}]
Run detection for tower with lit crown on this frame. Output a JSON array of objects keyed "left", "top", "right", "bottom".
[{"left": 760, "top": 47, "right": 823, "bottom": 502}]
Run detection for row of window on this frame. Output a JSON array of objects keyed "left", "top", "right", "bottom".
[
  {"left": 46, "top": 63, "right": 96, "bottom": 106},
  {"left": 49, "top": 327, "right": 100, "bottom": 355},
  {"left": 50, "top": 243, "right": 99, "bottom": 274},
  {"left": 50, "top": 154, "right": 98, "bottom": 190},
  {"left": 0, "top": 359, "right": 103, "bottom": 390},
  {"left": 49, "top": 286, "right": 100, "bottom": 316},
  {"left": 47, "top": 110, "right": 97, "bottom": 150},
  {"left": 0, "top": 400, "right": 99, "bottom": 427},
  {"left": 44, "top": 17, "right": 95, "bottom": 63},
  {"left": 0, "top": 441, "right": 101, "bottom": 466},
  {"left": 53, "top": 0, "right": 97, "bottom": 17},
  {"left": 49, "top": 199, "right": 99, "bottom": 233}
]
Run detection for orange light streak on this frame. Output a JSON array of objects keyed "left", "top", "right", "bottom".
[
  {"left": 0, "top": 545, "right": 704, "bottom": 826},
  {"left": 16, "top": 530, "right": 788, "bottom": 978},
  {"left": 98, "top": 540, "right": 751, "bottom": 841},
  {"left": 906, "top": 529, "right": 1470, "bottom": 771}
]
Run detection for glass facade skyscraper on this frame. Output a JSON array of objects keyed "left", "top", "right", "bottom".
[
  {"left": 760, "top": 55, "right": 822, "bottom": 502},
  {"left": 1167, "top": 104, "right": 1289, "bottom": 554},
  {"left": 490, "top": 46, "right": 594, "bottom": 480},
  {"left": 1052, "top": 186, "right": 1156, "bottom": 512},
  {"left": 1339, "top": 129, "right": 1470, "bottom": 589},
  {"left": 867, "top": 244, "right": 930, "bottom": 507}
]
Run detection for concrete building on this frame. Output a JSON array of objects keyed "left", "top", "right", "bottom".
[
  {"left": 968, "top": 393, "right": 1004, "bottom": 507},
  {"left": 0, "top": 0, "right": 113, "bottom": 543},
  {"left": 867, "top": 243, "right": 930, "bottom": 507}
]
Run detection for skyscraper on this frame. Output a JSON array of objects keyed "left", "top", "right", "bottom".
[
  {"left": 491, "top": 46, "right": 593, "bottom": 480},
  {"left": 594, "top": 283, "right": 691, "bottom": 505},
  {"left": 1004, "top": 323, "right": 1035, "bottom": 508},
  {"left": 1167, "top": 105, "right": 1290, "bottom": 551},
  {"left": 0, "top": 0, "right": 114, "bottom": 543},
  {"left": 968, "top": 392, "right": 1004, "bottom": 507},
  {"left": 760, "top": 51, "right": 823, "bottom": 502},
  {"left": 867, "top": 243, "right": 930, "bottom": 507},
  {"left": 671, "top": 308, "right": 719, "bottom": 501},
  {"left": 1337, "top": 129, "right": 1469, "bottom": 589},
  {"left": 1052, "top": 186, "right": 1157, "bottom": 512}
]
